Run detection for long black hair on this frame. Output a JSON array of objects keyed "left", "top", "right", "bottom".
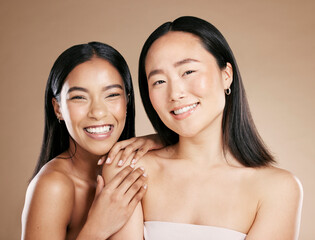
[
  {"left": 138, "top": 16, "right": 274, "bottom": 167},
  {"left": 33, "top": 42, "right": 135, "bottom": 178}
]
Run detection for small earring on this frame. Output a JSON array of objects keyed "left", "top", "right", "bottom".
[
  {"left": 225, "top": 88, "right": 231, "bottom": 95},
  {"left": 57, "top": 118, "right": 61, "bottom": 124}
]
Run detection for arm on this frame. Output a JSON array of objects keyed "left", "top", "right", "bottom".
[
  {"left": 102, "top": 162, "right": 146, "bottom": 240},
  {"left": 21, "top": 171, "right": 74, "bottom": 240},
  {"left": 246, "top": 172, "right": 303, "bottom": 240},
  {"left": 79, "top": 165, "right": 147, "bottom": 240}
]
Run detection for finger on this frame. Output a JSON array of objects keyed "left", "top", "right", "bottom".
[
  {"left": 107, "top": 138, "right": 137, "bottom": 164},
  {"left": 128, "top": 184, "right": 147, "bottom": 209},
  {"left": 94, "top": 175, "right": 105, "bottom": 201},
  {"left": 119, "top": 149, "right": 137, "bottom": 167},
  {"left": 124, "top": 173, "right": 147, "bottom": 201},
  {"left": 117, "top": 167, "right": 146, "bottom": 194},
  {"left": 97, "top": 155, "right": 107, "bottom": 165},
  {"left": 114, "top": 150, "right": 124, "bottom": 167},
  {"left": 121, "top": 138, "right": 146, "bottom": 162},
  {"left": 105, "top": 165, "right": 135, "bottom": 190},
  {"left": 132, "top": 146, "right": 150, "bottom": 164}
]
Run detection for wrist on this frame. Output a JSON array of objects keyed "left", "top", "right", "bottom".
[{"left": 77, "top": 222, "right": 111, "bottom": 240}]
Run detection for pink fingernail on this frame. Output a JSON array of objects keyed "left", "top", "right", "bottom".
[
  {"left": 131, "top": 159, "right": 136, "bottom": 164},
  {"left": 97, "top": 159, "right": 103, "bottom": 165},
  {"left": 105, "top": 158, "right": 111, "bottom": 164},
  {"left": 118, "top": 160, "right": 123, "bottom": 166}
]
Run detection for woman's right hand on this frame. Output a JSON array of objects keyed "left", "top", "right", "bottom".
[
  {"left": 77, "top": 165, "right": 147, "bottom": 240},
  {"left": 98, "top": 134, "right": 164, "bottom": 167}
]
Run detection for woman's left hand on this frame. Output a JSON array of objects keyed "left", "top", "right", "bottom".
[{"left": 98, "top": 134, "right": 164, "bottom": 167}]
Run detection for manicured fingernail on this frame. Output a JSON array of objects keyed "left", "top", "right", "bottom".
[
  {"left": 97, "top": 159, "right": 103, "bottom": 165},
  {"left": 130, "top": 163, "right": 135, "bottom": 168},
  {"left": 131, "top": 159, "right": 136, "bottom": 164},
  {"left": 105, "top": 157, "right": 111, "bottom": 164},
  {"left": 143, "top": 172, "right": 147, "bottom": 177},
  {"left": 139, "top": 166, "right": 145, "bottom": 171},
  {"left": 118, "top": 160, "right": 123, "bottom": 166},
  {"left": 143, "top": 184, "right": 147, "bottom": 189}
]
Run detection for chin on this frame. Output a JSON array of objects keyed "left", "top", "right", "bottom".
[
  {"left": 170, "top": 126, "right": 199, "bottom": 138},
  {"left": 87, "top": 149, "right": 109, "bottom": 157}
]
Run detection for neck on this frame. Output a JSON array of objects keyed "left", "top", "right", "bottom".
[
  {"left": 174, "top": 117, "right": 228, "bottom": 167},
  {"left": 67, "top": 139, "right": 102, "bottom": 183}
]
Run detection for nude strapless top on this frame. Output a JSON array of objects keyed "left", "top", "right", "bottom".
[{"left": 144, "top": 221, "right": 247, "bottom": 240}]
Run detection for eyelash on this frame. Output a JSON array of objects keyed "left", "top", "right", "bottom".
[
  {"left": 183, "top": 70, "right": 195, "bottom": 76},
  {"left": 70, "top": 96, "right": 86, "bottom": 100},
  {"left": 153, "top": 80, "right": 165, "bottom": 86},
  {"left": 151, "top": 70, "right": 196, "bottom": 86},
  {"left": 106, "top": 93, "right": 121, "bottom": 98}
]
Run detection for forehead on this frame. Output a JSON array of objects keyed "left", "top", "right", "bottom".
[
  {"left": 65, "top": 57, "right": 124, "bottom": 87},
  {"left": 145, "top": 31, "right": 208, "bottom": 68}
]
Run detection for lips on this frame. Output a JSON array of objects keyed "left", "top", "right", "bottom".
[{"left": 171, "top": 103, "right": 199, "bottom": 115}]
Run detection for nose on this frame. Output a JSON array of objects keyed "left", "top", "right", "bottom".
[
  {"left": 169, "top": 79, "right": 186, "bottom": 102},
  {"left": 88, "top": 100, "right": 107, "bottom": 120}
]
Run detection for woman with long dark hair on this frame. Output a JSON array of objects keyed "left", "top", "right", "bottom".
[
  {"left": 21, "top": 42, "right": 162, "bottom": 240},
  {"left": 104, "top": 16, "right": 303, "bottom": 239}
]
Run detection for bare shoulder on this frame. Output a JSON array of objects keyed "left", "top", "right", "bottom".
[
  {"left": 23, "top": 158, "right": 75, "bottom": 218},
  {"left": 31, "top": 157, "right": 75, "bottom": 194},
  {"left": 244, "top": 166, "right": 303, "bottom": 239},
  {"left": 139, "top": 145, "right": 175, "bottom": 165},
  {"left": 22, "top": 158, "right": 76, "bottom": 238},
  {"left": 253, "top": 166, "right": 303, "bottom": 198}
]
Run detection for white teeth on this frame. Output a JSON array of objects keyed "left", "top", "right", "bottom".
[
  {"left": 85, "top": 125, "right": 111, "bottom": 134},
  {"left": 173, "top": 103, "right": 198, "bottom": 115}
]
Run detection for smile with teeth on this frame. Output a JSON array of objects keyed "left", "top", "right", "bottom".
[
  {"left": 85, "top": 125, "right": 112, "bottom": 134},
  {"left": 172, "top": 103, "right": 199, "bottom": 115}
]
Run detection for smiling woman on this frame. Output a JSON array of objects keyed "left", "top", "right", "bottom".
[
  {"left": 103, "top": 16, "right": 303, "bottom": 240},
  {"left": 52, "top": 58, "right": 128, "bottom": 156},
  {"left": 21, "top": 42, "right": 164, "bottom": 240}
]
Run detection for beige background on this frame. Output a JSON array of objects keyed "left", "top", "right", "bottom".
[{"left": 0, "top": 0, "right": 314, "bottom": 239}]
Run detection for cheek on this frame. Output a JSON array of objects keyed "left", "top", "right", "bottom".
[
  {"left": 149, "top": 89, "right": 166, "bottom": 117},
  {"left": 64, "top": 103, "right": 87, "bottom": 124},
  {"left": 193, "top": 75, "right": 226, "bottom": 110},
  {"left": 109, "top": 99, "right": 127, "bottom": 121}
]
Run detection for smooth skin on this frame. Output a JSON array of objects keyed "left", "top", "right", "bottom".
[
  {"left": 21, "top": 58, "right": 158, "bottom": 240},
  {"left": 104, "top": 32, "right": 303, "bottom": 240}
]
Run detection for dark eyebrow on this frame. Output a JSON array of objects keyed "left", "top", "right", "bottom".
[
  {"left": 147, "top": 69, "right": 164, "bottom": 80},
  {"left": 102, "top": 84, "right": 124, "bottom": 91},
  {"left": 174, "top": 58, "right": 200, "bottom": 67},
  {"left": 67, "top": 84, "right": 123, "bottom": 94},
  {"left": 147, "top": 58, "right": 200, "bottom": 80},
  {"left": 67, "top": 86, "right": 87, "bottom": 94}
]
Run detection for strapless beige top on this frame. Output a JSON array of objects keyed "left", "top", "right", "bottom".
[{"left": 144, "top": 221, "right": 246, "bottom": 240}]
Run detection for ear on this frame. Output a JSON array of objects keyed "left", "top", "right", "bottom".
[
  {"left": 222, "top": 62, "right": 233, "bottom": 89},
  {"left": 52, "top": 98, "right": 64, "bottom": 121}
]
